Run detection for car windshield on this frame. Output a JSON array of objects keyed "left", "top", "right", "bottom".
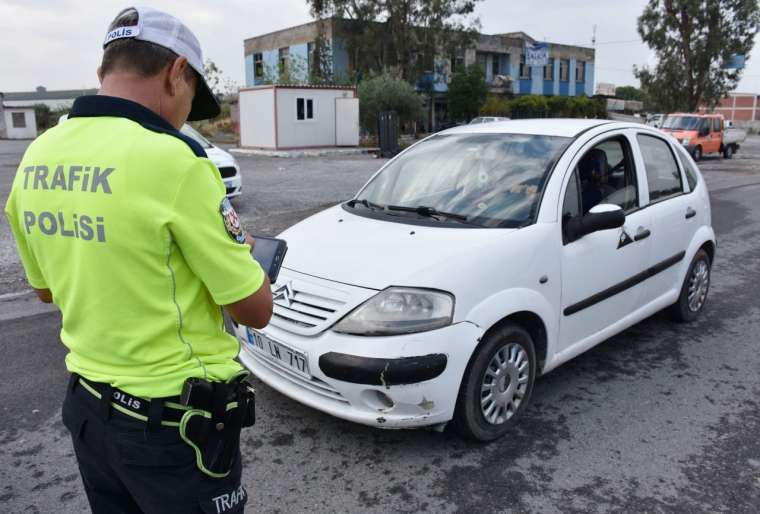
[
  {"left": 662, "top": 116, "right": 701, "bottom": 130},
  {"left": 353, "top": 133, "right": 570, "bottom": 228},
  {"left": 180, "top": 124, "right": 213, "bottom": 149}
]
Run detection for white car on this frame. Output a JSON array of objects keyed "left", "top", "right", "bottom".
[
  {"left": 470, "top": 116, "right": 510, "bottom": 124},
  {"left": 180, "top": 125, "right": 242, "bottom": 198},
  {"left": 58, "top": 114, "right": 242, "bottom": 198},
  {"left": 233, "top": 119, "right": 715, "bottom": 441}
]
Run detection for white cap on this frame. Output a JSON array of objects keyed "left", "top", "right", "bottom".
[{"left": 104, "top": 6, "right": 220, "bottom": 121}]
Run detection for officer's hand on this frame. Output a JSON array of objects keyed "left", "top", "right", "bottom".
[
  {"left": 224, "top": 275, "right": 273, "bottom": 329},
  {"left": 34, "top": 288, "right": 53, "bottom": 303},
  {"left": 245, "top": 233, "right": 256, "bottom": 249}
]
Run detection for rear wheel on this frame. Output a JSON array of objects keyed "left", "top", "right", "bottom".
[
  {"left": 693, "top": 146, "right": 703, "bottom": 161},
  {"left": 668, "top": 249, "right": 711, "bottom": 322},
  {"left": 452, "top": 323, "right": 536, "bottom": 441},
  {"left": 723, "top": 144, "right": 733, "bottom": 159}
]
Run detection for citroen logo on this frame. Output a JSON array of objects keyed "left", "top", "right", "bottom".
[{"left": 273, "top": 281, "right": 294, "bottom": 307}]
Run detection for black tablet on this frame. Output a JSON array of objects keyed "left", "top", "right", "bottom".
[{"left": 251, "top": 236, "right": 288, "bottom": 283}]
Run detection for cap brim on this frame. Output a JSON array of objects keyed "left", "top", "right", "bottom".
[{"left": 187, "top": 75, "right": 220, "bottom": 121}]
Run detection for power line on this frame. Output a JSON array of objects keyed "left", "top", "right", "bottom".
[{"left": 595, "top": 39, "right": 642, "bottom": 45}]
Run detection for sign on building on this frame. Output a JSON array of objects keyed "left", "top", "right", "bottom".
[
  {"left": 525, "top": 43, "right": 549, "bottom": 67},
  {"left": 722, "top": 54, "right": 746, "bottom": 70}
]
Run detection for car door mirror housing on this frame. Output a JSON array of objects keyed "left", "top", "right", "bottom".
[{"left": 564, "top": 204, "right": 626, "bottom": 242}]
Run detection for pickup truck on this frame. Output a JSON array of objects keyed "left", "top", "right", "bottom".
[{"left": 661, "top": 113, "right": 746, "bottom": 161}]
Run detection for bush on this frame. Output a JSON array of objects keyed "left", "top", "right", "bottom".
[
  {"left": 480, "top": 95, "right": 510, "bottom": 117},
  {"left": 505, "top": 95, "right": 607, "bottom": 119},
  {"left": 509, "top": 95, "right": 549, "bottom": 118},
  {"left": 357, "top": 72, "right": 424, "bottom": 134}
]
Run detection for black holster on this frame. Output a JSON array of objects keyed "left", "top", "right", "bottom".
[{"left": 179, "top": 375, "right": 255, "bottom": 478}]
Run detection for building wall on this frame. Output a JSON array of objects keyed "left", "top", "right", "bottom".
[
  {"left": 3, "top": 99, "right": 74, "bottom": 110},
  {"left": 0, "top": 99, "right": 6, "bottom": 139},
  {"left": 243, "top": 22, "right": 595, "bottom": 98},
  {"left": 239, "top": 88, "right": 276, "bottom": 148},
  {"left": 3, "top": 108, "right": 37, "bottom": 139},
  {"left": 275, "top": 88, "right": 355, "bottom": 148},
  {"left": 289, "top": 43, "right": 310, "bottom": 82}
]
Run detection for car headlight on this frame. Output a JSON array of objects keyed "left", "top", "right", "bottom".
[
  {"left": 681, "top": 138, "right": 690, "bottom": 146},
  {"left": 333, "top": 287, "right": 454, "bottom": 336}
]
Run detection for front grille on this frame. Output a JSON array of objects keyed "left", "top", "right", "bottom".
[
  {"left": 225, "top": 186, "right": 236, "bottom": 195},
  {"left": 247, "top": 349, "right": 349, "bottom": 404},
  {"left": 269, "top": 269, "right": 377, "bottom": 336},
  {"left": 218, "top": 166, "right": 237, "bottom": 178}
]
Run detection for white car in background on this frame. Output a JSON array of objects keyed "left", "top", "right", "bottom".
[
  {"left": 58, "top": 114, "right": 242, "bottom": 198},
  {"left": 234, "top": 119, "right": 715, "bottom": 441},
  {"left": 180, "top": 124, "right": 242, "bottom": 198},
  {"left": 469, "top": 116, "right": 510, "bottom": 124}
]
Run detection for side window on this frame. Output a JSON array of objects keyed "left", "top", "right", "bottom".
[
  {"left": 575, "top": 137, "right": 639, "bottom": 214},
  {"left": 712, "top": 118, "right": 721, "bottom": 132},
  {"left": 674, "top": 145, "right": 699, "bottom": 191},
  {"left": 296, "top": 98, "right": 314, "bottom": 121},
  {"left": 637, "top": 134, "right": 683, "bottom": 201}
]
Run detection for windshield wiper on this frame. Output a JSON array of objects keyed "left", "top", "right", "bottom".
[
  {"left": 346, "top": 198, "right": 385, "bottom": 211},
  {"left": 385, "top": 204, "right": 473, "bottom": 223}
]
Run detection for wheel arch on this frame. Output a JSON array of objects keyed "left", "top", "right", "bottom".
[{"left": 465, "top": 288, "right": 557, "bottom": 375}]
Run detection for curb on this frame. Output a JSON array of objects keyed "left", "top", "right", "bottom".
[
  {"left": 0, "top": 289, "right": 57, "bottom": 322},
  {"left": 229, "top": 147, "right": 379, "bottom": 158}
]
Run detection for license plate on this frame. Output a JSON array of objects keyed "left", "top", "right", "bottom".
[{"left": 246, "top": 329, "right": 310, "bottom": 378}]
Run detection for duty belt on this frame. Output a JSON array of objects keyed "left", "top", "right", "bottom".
[{"left": 71, "top": 374, "right": 190, "bottom": 429}]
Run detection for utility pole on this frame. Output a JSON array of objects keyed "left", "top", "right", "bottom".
[{"left": 592, "top": 24, "right": 597, "bottom": 47}]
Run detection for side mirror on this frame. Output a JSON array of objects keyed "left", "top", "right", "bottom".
[{"left": 564, "top": 204, "right": 625, "bottom": 242}]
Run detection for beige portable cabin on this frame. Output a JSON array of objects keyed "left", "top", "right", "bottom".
[{"left": 238, "top": 85, "right": 359, "bottom": 150}]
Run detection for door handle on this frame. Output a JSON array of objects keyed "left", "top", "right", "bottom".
[
  {"left": 685, "top": 207, "right": 697, "bottom": 219},
  {"left": 634, "top": 227, "right": 651, "bottom": 241}
]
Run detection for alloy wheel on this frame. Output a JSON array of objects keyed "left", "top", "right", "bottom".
[
  {"left": 480, "top": 343, "right": 530, "bottom": 425},
  {"left": 687, "top": 259, "right": 710, "bottom": 312}
]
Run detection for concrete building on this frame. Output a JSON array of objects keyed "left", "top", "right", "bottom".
[
  {"left": 238, "top": 84, "right": 359, "bottom": 149},
  {"left": 0, "top": 93, "right": 37, "bottom": 139},
  {"left": 2, "top": 86, "right": 98, "bottom": 110},
  {"left": 701, "top": 92, "right": 759, "bottom": 128},
  {"left": 243, "top": 20, "right": 595, "bottom": 97}
]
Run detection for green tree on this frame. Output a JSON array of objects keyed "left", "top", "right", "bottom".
[
  {"left": 635, "top": 0, "right": 760, "bottom": 111},
  {"left": 447, "top": 64, "right": 488, "bottom": 121},
  {"left": 307, "top": 0, "right": 483, "bottom": 83},
  {"left": 203, "top": 59, "right": 238, "bottom": 96},
  {"left": 615, "top": 85, "right": 645, "bottom": 101},
  {"left": 357, "top": 72, "right": 424, "bottom": 133}
]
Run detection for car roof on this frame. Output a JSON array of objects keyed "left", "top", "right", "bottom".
[{"left": 441, "top": 118, "right": 616, "bottom": 138}]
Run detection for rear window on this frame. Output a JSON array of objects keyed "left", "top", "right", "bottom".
[
  {"left": 674, "top": 145, "right": 699, "bottom": 191},
  {"left": 637, "top": 134, "right": 684, "bottom": 202}
]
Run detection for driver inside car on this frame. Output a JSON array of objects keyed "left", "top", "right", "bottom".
[{"left": 578, "top": 148, "right": 614, "bottom": 213}]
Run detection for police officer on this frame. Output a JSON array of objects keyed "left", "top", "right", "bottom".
[{"left": 4, "top": 6, "right": 272, "bottom": 513}]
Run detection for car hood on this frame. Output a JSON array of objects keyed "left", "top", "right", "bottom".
[
  {"left": 205, "top": 145, "right": 237, "bottom": 168},
  {"left": 278, "top": 205, "right": 516, "bottom": 290}
]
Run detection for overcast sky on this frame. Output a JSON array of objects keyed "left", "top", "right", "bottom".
[{"left": 1, "top": 0, "right": 758, "bottom": 94}]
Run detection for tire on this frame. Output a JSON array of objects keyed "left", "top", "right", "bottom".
[
  {"left": 723, "top": 144, "right": 733, "bottom": 159},
  {"left": 452, "top": 323, "right": 536, "bottom": 442},
  {"left": 667, "top": 249, "right": 711, "bottom": 322},
  {"left": 693, "top": 146, "right": 703, "bottom": 162}
]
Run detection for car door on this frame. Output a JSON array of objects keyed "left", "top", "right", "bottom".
[
  {"left": 633, "top": 132, "right": 696, "bottom": 305},
  {"left": 558, "top": 131, "right": 652, "bottom": 351}
]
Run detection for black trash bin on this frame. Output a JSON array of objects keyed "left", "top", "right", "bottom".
[{"left": 377, "top": 111, "right": 400, "bottom": 158}]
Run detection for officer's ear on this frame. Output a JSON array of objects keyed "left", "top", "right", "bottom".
[
  {"left": 166, "top": 56, "right": 191, "bottom": 97},
  {"left": 96, "top": 66, "right": 104, "bottom": 84}
]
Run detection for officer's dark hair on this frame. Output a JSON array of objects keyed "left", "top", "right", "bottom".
[{"left": 101, "top": 8, "right": 196, "bottom": 83}]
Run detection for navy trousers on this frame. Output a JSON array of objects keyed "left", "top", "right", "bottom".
[{"left": 62, "top": 377, "right": 248, "bottom": 514}]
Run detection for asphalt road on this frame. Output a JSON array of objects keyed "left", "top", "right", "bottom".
[{"left": 1, "top": 136, "right": 760, "bottom": 513}]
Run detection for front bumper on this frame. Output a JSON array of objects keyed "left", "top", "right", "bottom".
[
  {"left": 233, "top": 321, "right": 483, "bottom": 429},
  {"left": 224, "top": 176, "right": 242, "bottom": 198}
]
